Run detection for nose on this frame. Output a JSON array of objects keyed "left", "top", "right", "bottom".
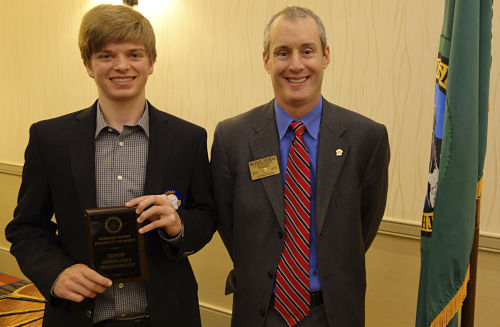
[
  {"left": 114, "top": 54, "right": 130, "bottom": 71},
  {"left": 289, "top": 52, "right": 304, "bottom": 72}
]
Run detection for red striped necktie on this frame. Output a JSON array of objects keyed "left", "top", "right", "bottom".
[{"left": 274, "top": 121, "right": 311, "bottom": 326}]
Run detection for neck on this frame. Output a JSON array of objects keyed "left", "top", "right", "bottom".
[
  {"left": 276, "top": 96, "right": 321, "bottom": 120},
  {"left": 98, "top": 95, "right": 146, "bottom": 130},
  {"left": 277, "top": 103, "right": 314, "bottom": 120}
]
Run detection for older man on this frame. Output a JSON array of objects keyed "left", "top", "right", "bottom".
[{"left": 211, "top": 6, "right": 390, "bottom": 327}]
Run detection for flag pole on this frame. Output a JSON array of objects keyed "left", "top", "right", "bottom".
[{"left": 461, "top": 180, "right": 482, "bottom": 326}]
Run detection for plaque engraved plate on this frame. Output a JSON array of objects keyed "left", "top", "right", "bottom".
[{"left": 85, "top": 206, "right": 148, "bottom": 282}]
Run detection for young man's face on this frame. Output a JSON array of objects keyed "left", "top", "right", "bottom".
[
  {"left": 85, "top": 41, "right": 154, "bottom": 104},
  {"left": 263, "top": 15, "right": 330, "bottom": 115}
]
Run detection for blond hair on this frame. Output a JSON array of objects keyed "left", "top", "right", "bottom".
[{"left": 79, "top": 4, "right": 156, "bottom": 64}]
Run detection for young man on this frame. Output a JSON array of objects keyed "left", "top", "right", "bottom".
[
  {"left": 211, "top": 6, "right": 390, "bottom": 327},
  {"left": 5, "top": 4, "right": 215, "bottom": 327}
]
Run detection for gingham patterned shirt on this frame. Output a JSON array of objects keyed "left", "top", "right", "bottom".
[{"left": 93, "top": 102, "right": 149, "bottom": 322}]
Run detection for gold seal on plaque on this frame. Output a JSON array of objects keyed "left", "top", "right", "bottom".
[{"left": 105, "top": 216, "right": 123, "bottom": 234}]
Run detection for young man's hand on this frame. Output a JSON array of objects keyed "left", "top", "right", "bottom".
[
  {"left": 126, "top": 194, "right": 182, "bottom": 237},
  {"left": 53, "top": 263, "right": 112, "bottom": 302}
]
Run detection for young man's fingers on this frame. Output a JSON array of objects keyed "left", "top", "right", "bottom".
[
  {"left": 125, "top": 195, "right": 146, "bottom": 209},
  {"left": 64, "top": 291, "right": 86, "bottom": 303},
  {"left": 55, "top": 277, "right": 95, "bottom": 302},
  {"left": 127, "top": 194, "right": 171, "bottom": 214},
  {"left": 137, "top": 205, "right": 165, "bottom": 223},
  {"left": 81, "top": 266, "right": 112, "bottom": 288},
  {"left": 69, "top": 282, "right": 98, "bottom": 300}
]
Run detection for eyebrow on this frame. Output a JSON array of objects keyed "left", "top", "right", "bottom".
[
  {"left": 272, "top": 42, "right": 318, "bottom": 51},
  {"left": 97, "top": 48, "right": 147, "bottom": 53},
  {"left": 300, "top": 42, "right": 318, "bottom": 49},
  {"left": 273, "top": 45, "right": 290, "bottom": 51}
]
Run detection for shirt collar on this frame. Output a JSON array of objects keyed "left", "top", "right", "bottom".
[
  {"left": 274, "top": 97, "right": 322, "bottom": 140},
  {"left": 95, "top": 101, "right": 150, "bottom": 138}
]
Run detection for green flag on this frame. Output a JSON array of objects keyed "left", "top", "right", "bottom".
[{"left": 416, "top": 0, "right": 492, "bottom": 326}]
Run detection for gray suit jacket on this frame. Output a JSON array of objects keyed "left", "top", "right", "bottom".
[{"left": 211, "top": 98, "right": 390, "bottom": 326}]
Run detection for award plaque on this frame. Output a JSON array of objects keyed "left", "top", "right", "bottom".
[{"left": 85, "top": 206, "right": 148, "bottom": 282}]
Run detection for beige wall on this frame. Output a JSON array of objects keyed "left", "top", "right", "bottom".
[
  {"left": 1, "top": 0, "right": 499, "bottom": 235},
  {"left": 1, "top": 0, "right": 500, "bottom": 326}
]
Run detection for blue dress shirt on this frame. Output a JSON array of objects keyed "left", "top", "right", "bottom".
[{"left": 274, "top": 98, "right": 322, "bottom": 292}]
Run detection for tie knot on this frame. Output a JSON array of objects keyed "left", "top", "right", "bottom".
[{"left": 290, "top": 121, "right": 306, "bottom": 136}]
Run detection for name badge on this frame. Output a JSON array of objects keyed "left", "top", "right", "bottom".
[{"left": 248, "top": 155, "right": 280, "bottom": 180}]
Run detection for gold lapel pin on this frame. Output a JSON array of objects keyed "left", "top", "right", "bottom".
[{"left": 336, "top": 149, "right": 343, "bottom": 157}]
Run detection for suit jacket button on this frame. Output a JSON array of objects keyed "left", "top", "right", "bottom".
[
  {"left": 260, "top": 308, "right": 266, "bottom": 317},
  {"left": 86, "top": 309, "right": 92, "bottom": 318},
  {"left": 278, "top": 231, "right": 284, "bottom": 239}
]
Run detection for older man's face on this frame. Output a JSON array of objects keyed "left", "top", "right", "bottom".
[{"left": 264, "top": 15, "right": 330, "bottom": 117}]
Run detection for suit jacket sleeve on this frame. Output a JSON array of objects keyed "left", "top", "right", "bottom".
[
  {"left": 161, "top": 128, "right": 216, "bottom": 261},
  {"left": 361, "top": 124, "right": 390, "bottom": 251},
  {"left": 5, "top": 124, "right": 76, "bottom": 300},
  {"left": 210, "top": 122, "right": 234, "bottom": 259}
]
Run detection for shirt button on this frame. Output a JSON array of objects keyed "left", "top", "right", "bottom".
[
  {"left": 117, "top": 175, "right": 123, "bottom": 181},
  {"left": 312, "top": 270, "right": 318, "bottom": 276},
  {"left": 119, "top": 141, "right": 124, "bottom": 147},
  {"left": 118, "top": 283, "right": 124, "bottom": 289}
]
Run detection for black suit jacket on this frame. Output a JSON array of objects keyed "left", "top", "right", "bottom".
[
  {"left": 211, "top": 99, "right": 390, "bottom": 326},
  {"left": 5, "top": 101, "right": 215, "bottom": 327}
]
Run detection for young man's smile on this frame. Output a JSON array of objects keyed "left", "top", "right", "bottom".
[{"left": 85, "top": 41, "right": 154, "bottom": 103}]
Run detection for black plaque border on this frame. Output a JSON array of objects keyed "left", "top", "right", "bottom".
[{"left": 85, "top": 206, "right": 148, "bottom": 282}]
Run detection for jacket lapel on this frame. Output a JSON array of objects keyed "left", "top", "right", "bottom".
[
  {"left": 248, "top": 102, "right": 285, "bottom": 229},
  {"left": 315, "top": 101, "right": 349, "bottom": 236},
  {"left": 144, "top": 104, "right": 173, "bottom": 195},
  {"left": 69, "top": 103, "right": 97, "bottom": 210}
]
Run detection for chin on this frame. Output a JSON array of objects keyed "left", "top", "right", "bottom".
[{"left": 287, "top": 95, "right": 310, "bottom": 104}]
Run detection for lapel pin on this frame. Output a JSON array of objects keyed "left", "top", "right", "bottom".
[
  {"left": 336, "top": 149, "right": 343, "bottom": 157},
  {"left": 163, "top": 189, "right": 182, "bottom": 210}
]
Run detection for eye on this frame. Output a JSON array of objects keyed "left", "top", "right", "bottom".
[
  {"left": 275, "top": 50, "right": 290, "bottom": 60},
  {"left": 303, "top": 49, "right": 314, "bottom": 57},
  {"left": 129, "top": 51, "right": 145, "bottom": 60}
]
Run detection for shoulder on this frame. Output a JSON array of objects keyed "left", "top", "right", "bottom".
[
  {"left": 29, "top": 104, "right": 95, "bottom": 135},
  {"left": 216, "top": 100, "right": 274, "bottom": 133},
  {"left": 321, "top": 100, "right": 388, "bottom": 159},
  {"left": 322, "top": 99, "right": 387, "bottom": 139},
  {"left": 148, "top": 104, "right": 207, "bottom": 138}
]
